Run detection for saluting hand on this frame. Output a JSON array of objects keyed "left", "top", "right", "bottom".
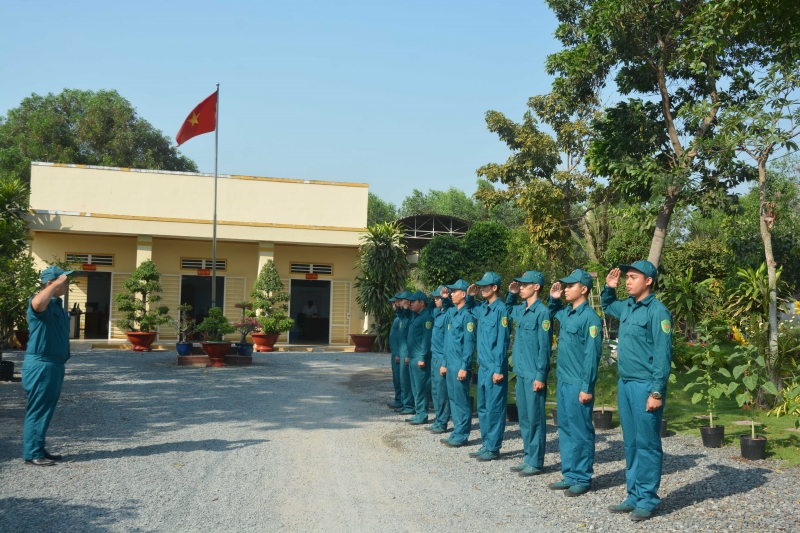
[
  {"left": 467, "top": 284, "right": 478, "bottom": 297},
  {"left": 606, "top": 268, "right": 621, "bottom": 289},
  {"left": 509, "top": 281, "right": 520, "bottom": 295},
  {"left": 549, "top": 282, "right": 562, "bottom": 299},
  {"left": 440, "top": 287, "right": 450, "bottom": 299}
]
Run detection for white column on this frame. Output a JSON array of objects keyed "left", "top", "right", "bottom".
[
  {"left": 136, "top": 235, "right": 152, "bottom": 265},
  {"left": 258, "top": 241, "right": 275, "bottom": 271}
]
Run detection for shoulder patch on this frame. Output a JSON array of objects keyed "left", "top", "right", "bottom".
[
  {"left": 501, "top": 316, "right": 508, "bottom": 328},
  {"left": 589, "top": 325, "right": 598, "bottom": 338},
  {"left": 425, "top": 321, "right": 432, "bottom": 329},
  {"left": 661, "top": 319, "right": 672, "bottom": 334},
  {"left": 467, "top": 322, "right": 475, "bottom": 333},
  {"left": 399, "top": 321, "right": 403, "bottom": 328},
  {"left": 542, "top": 319, "right": 550, "bottom": 331},
  {"left": 447, "top": 323, "right": 451, "bottom": 330}
]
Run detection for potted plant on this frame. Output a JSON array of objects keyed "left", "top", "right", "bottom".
[
  {"left": 114, "top": 259, "right": 172, "bottom": 351},
  {"left": 250, "top": 261, "right": 294, "bottom": 352},
  {"left": 175, "top": 303, "right": 194, "bottom": 356},
  {"left": 14, "top": 316, "right": 29, "bottom": 350},
  {"left": 593, "top": 353, "right": 616, "bottom": 430},
  {"left": 353, "top": 222, "right": 409, "bottom": 351},
  {"left": 350, "top": 327, "right": 378, "bottom": 352},
  {"left": 232, "top": 301, "right": 258, "bottom": 357},
  {"left": 683, "top": 328, "right": 730, "bottom": 448},
  {"left": 195, "top": 306, "right": 236, "bottom": 367},
  {"left": 727, "top": 341, "right": 779, "bottom": 460}
]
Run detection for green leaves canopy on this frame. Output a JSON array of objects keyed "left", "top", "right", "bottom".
[{"left": 113, "top": 259, "right": 171, "bottom": 333}]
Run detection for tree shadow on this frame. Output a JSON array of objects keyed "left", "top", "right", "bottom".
[
  {"left": 591, "top": 453, "right": 704, "bottom": 491},
  {"left": 660, "top": 463, "right": 771, "bottom": 515},
  {"left": 69, "top": 438, "right": 267, "bottom": 463},
  {"left": 0, "top": 497, "right": 139, "bottom": 533}
]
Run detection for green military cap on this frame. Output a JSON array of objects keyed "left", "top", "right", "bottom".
[
  {"left": 620, "top": 260, "right": 658, "bottom": 282},
  {"left": 559, "top": 268, "right": 593, "bottom": 290},
  {"left": 407, "top": 290, "right": 428, "bottom": 304},
  {"left": 514, "top": 270, "right": 545, "bottom": 286},
  {"left": 475, "top": 271, "right": 502, "bottom": 286},
  {"left": 41, "top": 265, "right": 74, "bottom": 283},
  {"left": 429, "top": 285, "right": 445, "bottom": 297},
  {"left": 394, "top": 292, "right": 406, "bottom": 299},
  {"left": 446, "top": 279, "right": 470, "bottom": 292}
]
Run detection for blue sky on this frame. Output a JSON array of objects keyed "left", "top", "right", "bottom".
[{"left": 0, "top": 1, "right": 565, "bottom": 204}]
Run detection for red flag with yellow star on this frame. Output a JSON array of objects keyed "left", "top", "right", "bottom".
[{"left": 176, "top": 90, "right": 217, "bottom": 146}]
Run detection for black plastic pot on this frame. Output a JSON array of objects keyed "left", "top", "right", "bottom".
[
  {"left": 593, "top": 409, "right": 613, "bottom": 430},
  {"left": 740, "top": 434, "right": 767, "bottom": 460},
  {"left": 507, "top": 404, "right": 519, "bottom": 422},
  {"left": 0, "top": 360, "right": 13, "bottom": 381},
  {"left": 551, "top": 408, "right": 558, "bottom": 427},
  {"left": 700, "top": 425, "right": 725, "bottom": 448},
  {"left": 470, "top": 372, "right": 478, "bottom": 385},
  {"left": 660, "top": 418, "right": 668, "bottom": 438}
]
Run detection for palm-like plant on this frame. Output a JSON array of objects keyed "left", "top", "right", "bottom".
[{"left": 354, "top": 222, "right": 409, "bottom": 351}]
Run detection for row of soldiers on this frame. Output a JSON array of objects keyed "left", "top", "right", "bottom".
[{"left": 388, "top": 260, "right": 672, "bottom": 522}]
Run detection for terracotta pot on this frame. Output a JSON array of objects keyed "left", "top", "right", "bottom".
[
  {"left": 349, "top": 334, "right": 377, "bottom": 353},
  {"left": 14, "top": 330, "right": 29, "bottom": 350},
  {"left": 126, "top": 332, "right": 157, "bottom": 352},
  {"left": 252, "top": 333, "right": 280, "bottom": 352},
  {"left": 201, "top": 342, "right": 231, "bottom": 367}
]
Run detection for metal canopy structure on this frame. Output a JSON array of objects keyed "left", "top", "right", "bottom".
[{"left": 397, "top": 214, "right": 472, "bottom": 251}]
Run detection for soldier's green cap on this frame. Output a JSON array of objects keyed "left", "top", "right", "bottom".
[
  {"left": 388, "top": 296, "right": 396, "bottom": 302},
  {"left": 620, "top": 260, "right": 657, "bottom": 282},
  {"left": 474, "top": 271, "right": 502, "bottom": 287},
  {"left": 430, "top": 285, "right": 445, "bottom": 297},
  {"left": 41, "top": 265, "right": 74, "bottom": 283},
  {"left": 514, "top": 270, "right": 545, "bottom": 286},
  {"left": 559, "top": 268, "right": 593, "bottom": 290},
  {"left": 398, "top": 291, "right": 413, "bottom": 300},
  {"left": 394, "top": 292, "right": 406, "bottom": 300},
  {"left": 407, "top": 290, "right": 428, "bottom": 303},
  {"left": 446, "top": 279, "right": 470, "bottom": 292}
]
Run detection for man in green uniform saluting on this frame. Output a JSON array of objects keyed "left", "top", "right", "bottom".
[
  {"left": 395, "top": 292, "right": 415, "bottom": 415},
  {"left": 23, "top": 266, "right": 74, "bottom": 466},
  {"left": 547, "top": 269, "right": 603, "bottom": 496},
  {"left": 602, "top": 260, "right": 672, "bottom": 521},
  {"left": 428, "top": 286, "right": 452, "bottom": 434},
  {"left": 405, "top": 291, "right": 434, "bottom": 424},
  {"left": 506, "top": 271, "right": 552, "bottom": 476}
]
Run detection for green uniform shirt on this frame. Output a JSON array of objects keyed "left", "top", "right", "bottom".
[
  {"left": 397, "top": 308, "right": 411, "bottom": 358},
  {"left": 26, "top": 296, "right": 71, "bottom": 364},
  {"left": 548, "top": 299, "right": 603, "bottom": 394},
  {"left": 389, "top": 310, "right": 401, "bottom": 355},
  {"left": 505, "top": 293, "right": 552, "bottom": 383},
  {"left": 406, "top": 308, "right": 434, "bottom": 362},
  {"left": 601, "top": 286, "right": 673, "bottom": 393},
  {"left": 430, "top": 297, "right": 452, "bottom": 358},
  {"left": 469, "top": 297, "right": 511, "bottom": 375},
  {"left": 443, "top": 304, "right": 476, "bottom": 372}
]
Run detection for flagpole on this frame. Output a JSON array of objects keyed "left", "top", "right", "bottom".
[{"left": 211, "top": 83, "right": 219, "bottom": 309}]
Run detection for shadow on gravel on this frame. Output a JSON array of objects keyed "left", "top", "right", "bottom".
[
  {"left": 660, "top": 463, "right": 771, "bottom": 515},
  {"left": 591, "top": 453, "right": 704, "bottom": 490},
  {"left": 0, "top": 496, "right": 138, "bottom": 533},
  {"left": 69, "top": 438, "right": 267, "bottom": 463}
]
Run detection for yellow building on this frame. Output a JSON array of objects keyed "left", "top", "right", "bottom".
[{"left": 26, "top": 162, "right": 369, "bottom": 346}]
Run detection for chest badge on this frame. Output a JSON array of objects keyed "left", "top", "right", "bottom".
[
  {"left": 661, "top": 319, "right": 672, "bottom": 334},
  {"left": 501, "top": 317, "right": 508, "bottom": 328},
  {"left": 589, "top": 325, "right": 598, "bottom": 338},
  {"left": 425, "top": 321, "right": 432, "bottom": 329},
  {"left": 467, "top": 322, "right": 474, "bottom": 333},
  {"left": 542, "top": 320, "right": 550, "bottom": 331}
]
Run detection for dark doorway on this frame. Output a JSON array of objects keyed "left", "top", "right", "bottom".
[
  {"left": 181, "top": 275, "right": 225, "bottom": 335},
  {"left": 290, "top": 280, "right": 331, "bottom": 344},
  {"left": 83, "top": 272, "right": 111, "bottom": 339}
]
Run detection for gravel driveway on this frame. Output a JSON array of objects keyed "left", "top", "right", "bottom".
[{"left": 1, "top": 348, "right": 798, "bottom": 533}]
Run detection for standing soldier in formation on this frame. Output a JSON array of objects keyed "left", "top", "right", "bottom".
[
  {"left": 505, "top": 271, "right": 552, "bottom": 476},
  {"left": 547, "top": 269, "right": 603, "bottom": 497},
  {"left": 438, "top": 281, "right": 476, "bottom": 448},
  {"left": 395, "top": 292, "right": 415, "bottom": 416},
  {"left": 602, "top": 261, "right": 672, "bottom": 522},
  {"left": 405, "top": 291, "right": 434, "bottom": 425},
  {"left": 467, "top": 272, "right": 511, "bottom": 462},
  {"left": 428, "top": 286, "right": 452, "bottom": 434},
  {"left": 388, "top": 294, "right": 403, "bottom": 409}
]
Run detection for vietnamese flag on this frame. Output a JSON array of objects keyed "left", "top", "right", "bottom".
[{"left": 176, "top": 90, "right": 217, "bottom": 146}]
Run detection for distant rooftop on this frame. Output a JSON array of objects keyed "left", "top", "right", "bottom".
[{"left": 397, "top": 214, "right": 471, "bottom": 251}]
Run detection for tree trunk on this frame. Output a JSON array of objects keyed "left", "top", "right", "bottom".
[
  {"left": 758, "top": 158, "right": 780, "bottom": 387},
  {"left": 647, "top": 187, "right": 681, "bottom": 267}
]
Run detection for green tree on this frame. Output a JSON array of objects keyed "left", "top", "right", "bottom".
[
  {"left": 417, "top": 235, "right": 469, "bottom": 289},
  {"left": 113, "top": 259, "right": 171, "bottom": 332},
  {"left": 367, "top": 192, "right": 397, "bottom": 226},
  {"left": 399, "top": 187, "right": 483, "bottom": 222},
  {"left": 0, "top": 89, "right": 197, "bottom": 183},
  {"left": 477, "top": 92, "right": 596, "bottom": 255},
  {"left": 544, "top": 0, "right": 798, "bottom": 267},
  {"left": 461, "top": 221, "right": 511, "bottom": 280},
  {"left": 354, "top": 222, "right": 409, "bottom": 351},
  {"left": 250, "top": 261, "right": 293, "bottom": 335}
]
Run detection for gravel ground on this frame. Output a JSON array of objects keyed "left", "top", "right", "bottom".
[{"left": 1, "top": 347, "right": 798, "bottom": 533}]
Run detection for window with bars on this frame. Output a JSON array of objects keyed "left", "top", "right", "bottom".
[
  {"left": 66, "top": 253, "right": 114, "bottom": 266},
  {"left": 181, "top": 258, "right": 227, "bottom": 271},
  {"left": 290, "top": 263, "right": 333, "bottom": 275}
]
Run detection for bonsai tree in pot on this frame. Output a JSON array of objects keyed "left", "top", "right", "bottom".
[
  {"left": 195, "top": 306, "right": 236, "bottom": 367},
  {"left": 175, "top": 303, "right": 194, "bottom": 356},
  {"left": 250, "top": 261, "right": 293, "bottom": 352},
  {"left": 354, "top": 222, "right": 409, "bottom": 351},
  {"left": 114, "top": 259, "right": 171, "bottom": 352},
  {"left": 232, "top": 301, "right": 260, "bottom": 357},
  {"left": 683, "top": 325, "right": 730, "bottom": 448}
]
